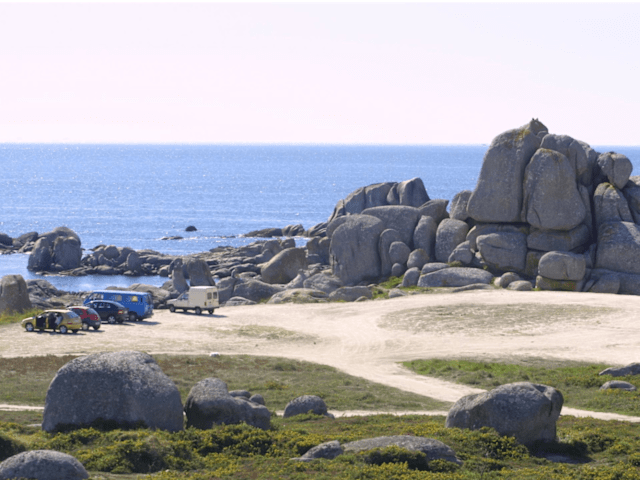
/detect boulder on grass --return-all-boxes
[283,395,331,418]
[42,351,183,432]
[599,363,640,377]
[0,450,88,480]
[445,382,563,447]
[184,378,270,430]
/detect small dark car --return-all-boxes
[68,305,102,331]
[84,300,129,324]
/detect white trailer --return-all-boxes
[167,286,219,315]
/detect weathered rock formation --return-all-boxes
[184,378,270,430]
[43,351,184,432]
[0,274,32,314]
[445,382,563,447]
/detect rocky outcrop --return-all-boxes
[445,382,563,447]
[343,435,462,465]
[43,351,183,432]
[184,378,270,430]
[329,215,385,285]
[261,247,307,285]
[27,227,82,272]
[467,119,548,223]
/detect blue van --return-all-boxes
[83,290,153,322]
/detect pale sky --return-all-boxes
[1,2,639,145]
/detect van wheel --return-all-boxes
[129,312,137,322]
[195,307,202,315]
[208,309,214,314]
[169,305,176,313]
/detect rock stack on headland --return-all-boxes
[4,119,640,308]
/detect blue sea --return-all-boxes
[1,143,639,291]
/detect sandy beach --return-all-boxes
[3,288,639,421]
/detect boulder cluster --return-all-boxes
[325,119,640,294]
[3,119,640,309]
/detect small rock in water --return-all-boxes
[186,226,197,232]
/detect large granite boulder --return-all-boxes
[435,219,469,263]
[0,450,88,480]
[449,190,472,221]
[306,237,330,265]
[231,278,284,303]
[378,229,403,278]
[27,237,53,271]
[417,267,493,288]
[538,251,586,281]
[0,275,32,314]
[527,224,591,252]
[467,223,529,250]
[261,247,307,285]
[343,435,462,466]
[184,378,270,430]
[593,183,633,230]
[521,148,587,231]
[388,241,411,266]
[170,258,189,293]
[52,235,82,270]
[303,273,343,294]
[595,221,640,274]
[540,133,597,186]
[386,177,430,207]
[476,232,527,273]
[623,177,640,224]
[445,382,563,447]
[467,119,547,223]
[361,205,422,247]
[283,395,330,418]
[330,215,385,285]
[42,351,184,432]
[412,215,438,260]
[419,199,449,224]
[185,257,215,286]
[596,152,633,190]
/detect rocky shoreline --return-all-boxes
[2,118,640,313]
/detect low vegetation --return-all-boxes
[0,308,39,327]
[1,355,639,478]
[404,358,640,416]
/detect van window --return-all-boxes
[114,295,122,302]
[131,296,138,303]
[92,293,104,300]
[207,293,212,300]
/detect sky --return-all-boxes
[1,2,639,145]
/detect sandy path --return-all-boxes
[2,289,639,421]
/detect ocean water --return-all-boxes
[1,143,639,291]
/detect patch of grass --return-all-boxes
[0,308,40,327]
[0,355,448,421]
[403,358,640,416]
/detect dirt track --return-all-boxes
[2,289,640,421]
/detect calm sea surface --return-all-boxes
[1,143,638,291]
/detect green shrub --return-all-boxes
[361,445,430,471]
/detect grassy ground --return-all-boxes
[0,308,40,327]
[0,354,449,413]
[403,358,640,417]
[1,355,640,478]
